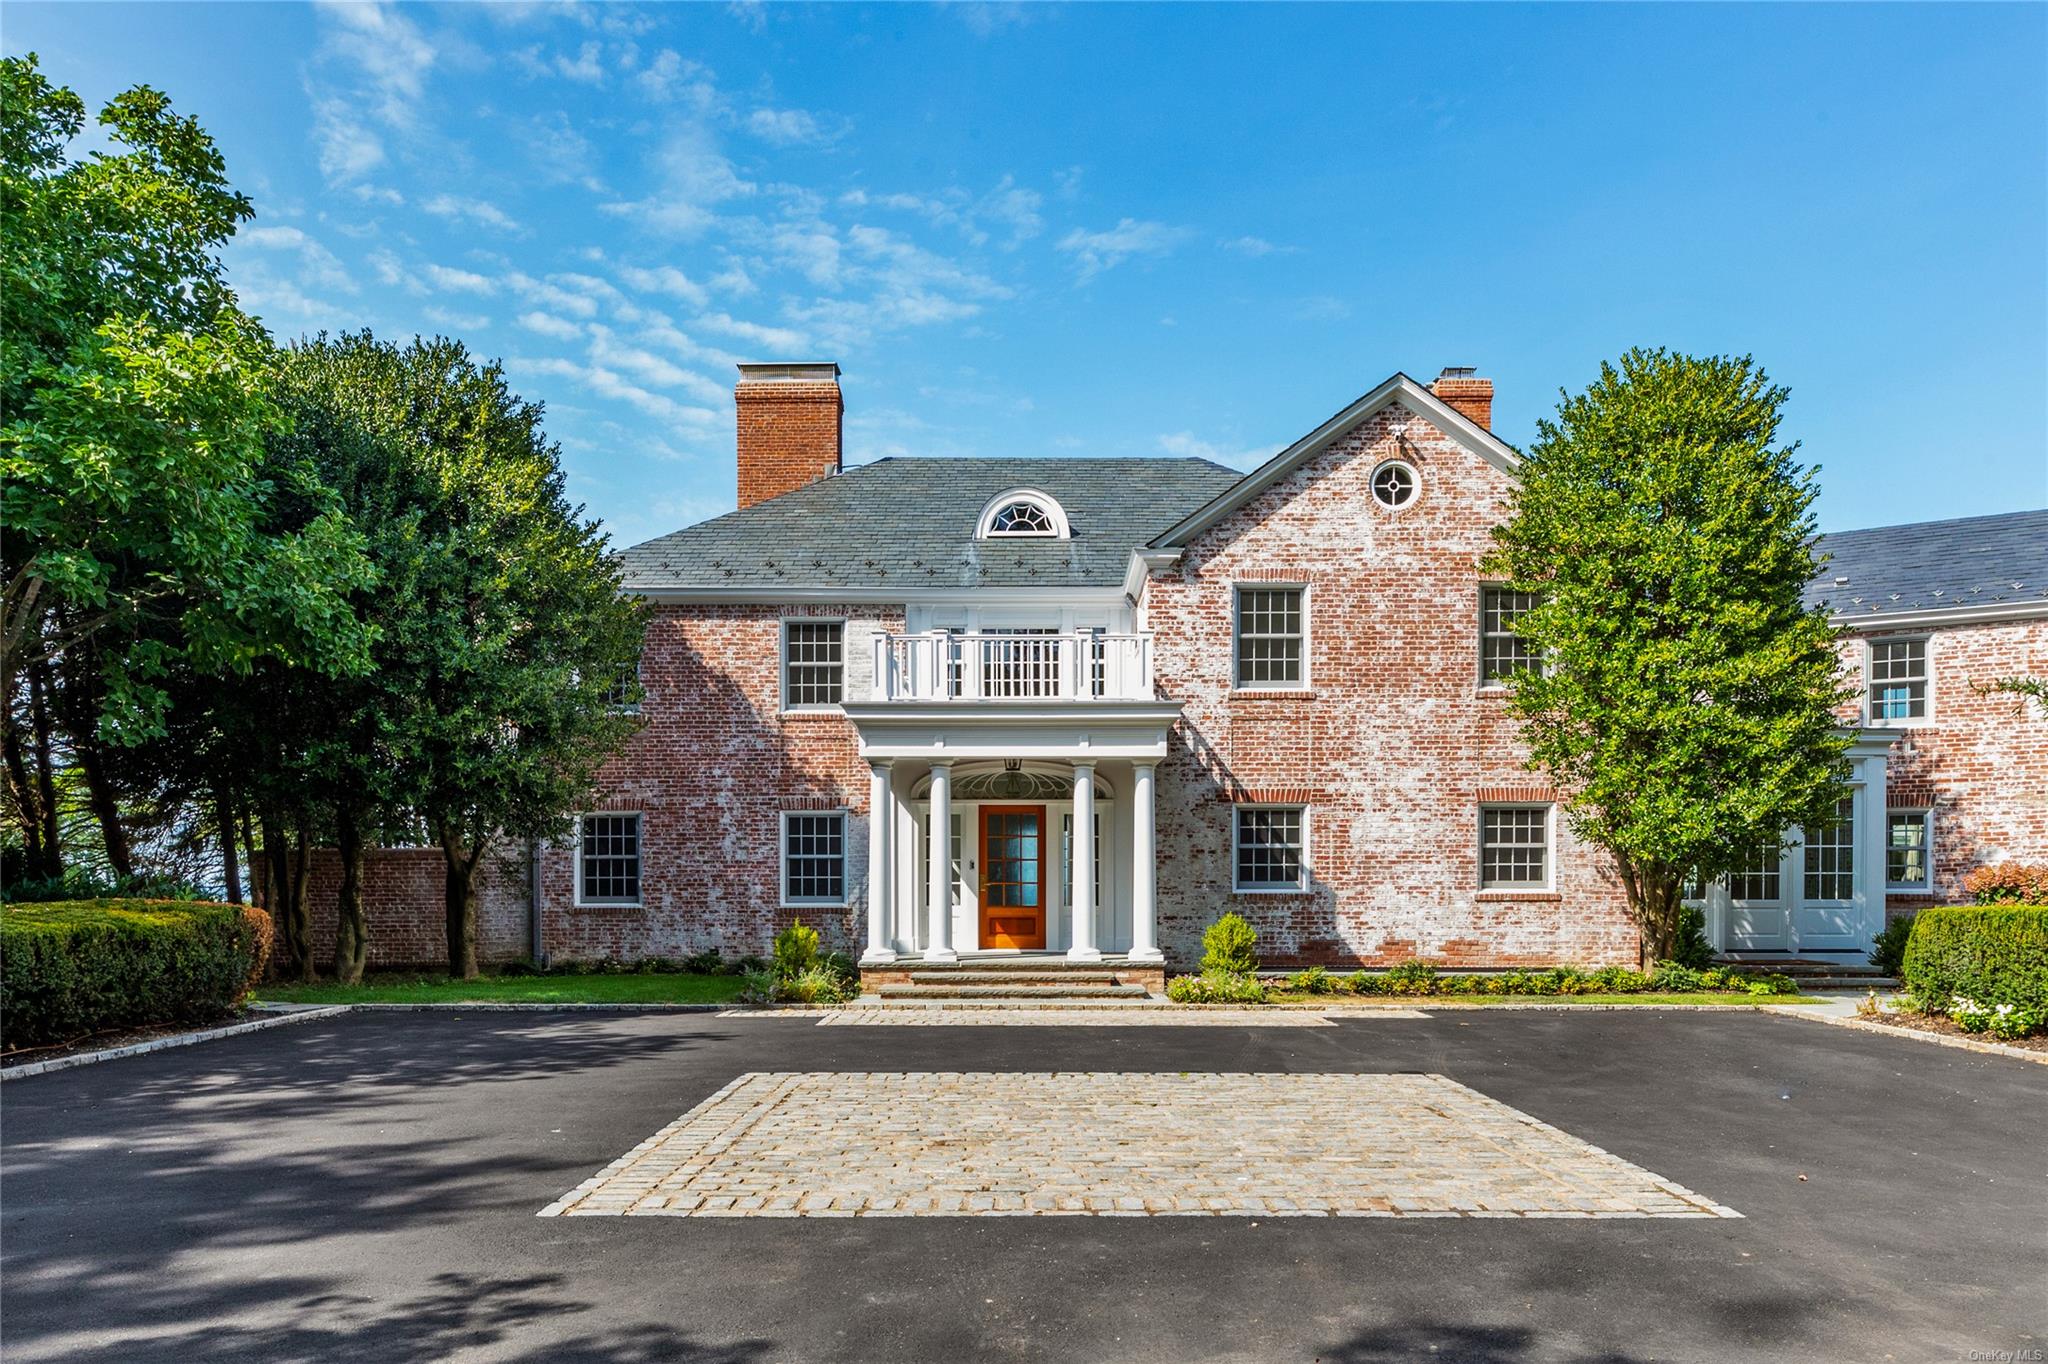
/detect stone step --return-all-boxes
[877,983,1153,1001]
[907,969,1123,985]
[1723,960,1887,976]
[1789,977,1900,991]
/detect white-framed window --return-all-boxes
[1727,842,1784,901]
[1234,585,1306,688]
[975,488,1071,540]
[1479,585,1544,683]
[1479,804,1552,890]
[1370,460,1418,510]
[1885,808,1933,891]
[1802,795,1857,901]
[781,810,848,907]
[1234,805,1307,892]
[606,658,643,714]
[1866,638,1929,723]
[782,619,845,709]
[576,813,642,907]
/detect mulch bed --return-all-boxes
[1860,1009,2048,1055]
[1,1011,245,1069]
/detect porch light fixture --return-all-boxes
[1002,758,1026,797]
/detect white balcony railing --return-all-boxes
[873,631,1155,702]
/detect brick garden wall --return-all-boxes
[290,845,527,970]
[1142,400,1642,969]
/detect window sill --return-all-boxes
[573,902,645,912]
[1863,717,1931,729]
[781,901,849,911]
[780,707,847,720]
[1475,889,1561,902]
[1233,886,1311,896]
[1476,686,1511,699]
[1229,688,1317,701]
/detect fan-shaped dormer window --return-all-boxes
[976,489,1071,540]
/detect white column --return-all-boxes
[861,760,896,966]
[1068,761,1101,962]
[925,761,957,963]
[1128,760,1163,963]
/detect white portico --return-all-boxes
[846,630,1176,967]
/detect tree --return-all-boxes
[0,54,373,874]
[1486,348,1855,966]
[263,335,643,979]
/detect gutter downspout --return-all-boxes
[527,837,548,969]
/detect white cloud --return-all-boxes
[554,40,605,84]
[617,264,710,308]
[746,106,829,146]
[239,225,357,294]
[311,99,385,183]
[694,312,808,352]
[305,1,436,186]
[511,355,718,427]
[424,194,521,232]
[423,305,491,330]
[635,49,717,109]
[518,310,584,339]
[519,112,607,193]
[1220,235,1296,257]
[1056,218,1191,281]
[770,222,843,288]
[421,262,497,294]
[586,325,726,402]
[601,124,755,237]
[1156,431,1280,471]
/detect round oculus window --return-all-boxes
[1370,460,1418,509]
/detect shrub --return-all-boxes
[1649,961,1705,993]
[1,900,268,1048]
[1345,970,1384,996]
[1167,970,1267,1004]
[1589,965,1649,994]
[1964,864,2048,906]
[1381,961,1438,995]
[1669,905,1715,969]
[1870,913,1916,976]
[773,919,820,978]
[680,947,726,975]
[1901,906,2048,1024]
[1200,913,1259,976]
[1743,973,1799,997]
[1285,965,1338,995]
[780,963,855,1005]
[737,966,779,1005]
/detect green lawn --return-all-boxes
[1267,992,1824,1007]
[255,972,746,1006]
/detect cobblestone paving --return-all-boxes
[539,1072,1740,1219]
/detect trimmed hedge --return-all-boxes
[1,900,273,1050]
[1901,905,2048,1017]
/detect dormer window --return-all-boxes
[976,489,1071,539]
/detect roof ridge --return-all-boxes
[1819,508,2048,538]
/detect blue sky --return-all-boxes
[9,2,2045,545]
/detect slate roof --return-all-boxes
[1805,509,2048,618]
[620,457,1246,592]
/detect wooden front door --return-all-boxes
[980,805,1047,949]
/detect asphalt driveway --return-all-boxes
[2,1009,2042,1363]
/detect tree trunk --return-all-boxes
[216,790,244,904]
[27,664,61,875]
[3,697,53,879]
[438,826,483,981]
[265,816,315,983]
[241,810,264,908]
[1617,854,1685,970]
[73,735,132,879]
[333,806,368,985]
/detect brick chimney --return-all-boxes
[735,362,842,509]
[1430,366,1493,431]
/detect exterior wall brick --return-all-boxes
[1141,401,1640,969]
[294,846,526,969]
[1833,619,2048,920]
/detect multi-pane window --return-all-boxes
[578,814,641,906]
[1867,639,1928,721]
[1885,809,1932,890]
[987,500,1056,535]
[1479,806,1550,889]
[1727,843,1783,901]
[1235,587,1304,687]
[782,620,845,708]
[1235,806,1306,891]
[1803,796,1857,901]
[1480,586,1544,682]
[782,812,847,906]
[605,661,642,714]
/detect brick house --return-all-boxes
[312,363,2046,974]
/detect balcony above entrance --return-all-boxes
[873,631,1156,703]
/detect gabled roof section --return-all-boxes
[1805,509,2048,621]
[1148,372,1522,549]
[622,456,1244,595]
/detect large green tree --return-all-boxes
[1486,348,1854,966]
[0,55,372,876]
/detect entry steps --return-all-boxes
[1724,958,1899,991]
[875,960,1157,1004]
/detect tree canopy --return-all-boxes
[1486,347,1854,965]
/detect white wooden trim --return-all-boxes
[974,488,1072,540]
[1230,581,1311,692]
[1860,632,1934,728]
[1476,802,1556,893]
[779,615,848,715]
[1231,802,1311,893]
[780,808,851,909]
[573,811,644,909]
[1883,806,1936,893]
